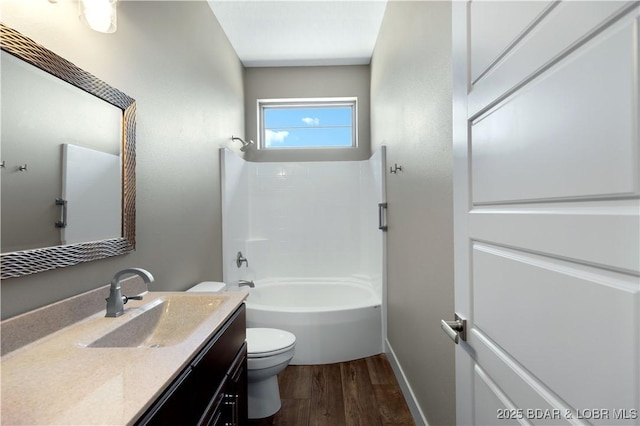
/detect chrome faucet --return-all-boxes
[238,280,255,288]
[106,268,154,317]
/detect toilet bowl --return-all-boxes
[246,327,296,419]
[186,282,296,419]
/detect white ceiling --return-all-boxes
[207,1,388,67]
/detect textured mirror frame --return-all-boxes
[0,23,136,279]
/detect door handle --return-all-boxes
[55,198,67,228]
[441,313,467,344]
[378,202,388,231]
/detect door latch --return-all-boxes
[440,313,467,344]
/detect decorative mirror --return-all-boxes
[0,23,136,279]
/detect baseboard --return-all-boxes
[385,339,429,426]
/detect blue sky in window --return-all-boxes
[264,106,353,148]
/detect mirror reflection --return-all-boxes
[0,22,136,279]
[1,51,123,253]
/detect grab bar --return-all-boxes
[55,198,67,228]
[378,202,388,231]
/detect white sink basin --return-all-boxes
[87,294,225,348]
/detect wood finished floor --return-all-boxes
[248,354,415,426]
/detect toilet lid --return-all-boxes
[246,328,296,357]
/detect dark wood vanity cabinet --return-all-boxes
[136,304,247,426]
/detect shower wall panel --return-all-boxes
[248,161,362,278]
[359,147,386,294]
[222,148,385,286]
[221,149,250,284]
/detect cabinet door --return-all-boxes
[199,376,228,426]
[224,342,247,426]
[198,342,247,426]
[192,305,246,419]
[135,305,247,426]
[136,367,198,426]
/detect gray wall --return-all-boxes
[243,66,371,162]
[1,1,245,319]
[370,2,455,425]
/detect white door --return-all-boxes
[451,2,640,425]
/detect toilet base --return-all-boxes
[248,375,282,419]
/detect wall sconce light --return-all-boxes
[79,0,118,34]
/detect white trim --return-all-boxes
[257,97,358,150]
[452,2,474,425]
[385,338,430,426]
[257,96,358,106]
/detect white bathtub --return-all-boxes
[245,277,383,365]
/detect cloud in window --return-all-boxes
[301,117,320,126]
[265,129,289,145]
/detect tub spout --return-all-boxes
[238,280,255,288]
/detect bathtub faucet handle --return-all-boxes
[236,251,249,268]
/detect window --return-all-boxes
[258,98,357,149]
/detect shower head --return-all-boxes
[231,136,255,152]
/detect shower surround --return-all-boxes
[221,147,386,364]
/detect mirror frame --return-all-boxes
[0,23,136,279]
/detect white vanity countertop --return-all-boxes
[1,290,248,425]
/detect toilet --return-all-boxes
[246,327,296,418]
[187,282,296,419]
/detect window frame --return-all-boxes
[257,97,358,150]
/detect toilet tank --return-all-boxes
[187,281,227,292]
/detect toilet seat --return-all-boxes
[247,328,296,358]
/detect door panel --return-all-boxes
[472,332,573,426]
[470,1,552,84]
[470,200,640,273]
[469,1,637,117]
[453,2,640,425]
[473,243,639,413]
[473,366,523,426]
[471,15,638,204]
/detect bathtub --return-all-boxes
[245,277,383,365]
